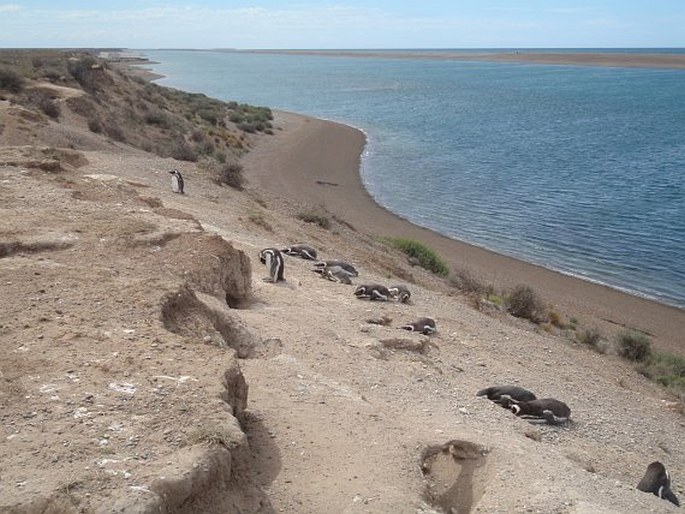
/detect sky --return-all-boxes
[1,1,684,50]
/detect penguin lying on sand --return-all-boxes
[509,398,571,425]
[314,260,358,284]
[476,385,537,407]
[282,243,317,260]
[400,317,437,335]
[637,461,680,507]
[388,285,411,303]
[259,248,285,283]
[354,284,391,301]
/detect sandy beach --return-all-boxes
[245,110,685,355]
[240,49,685,69]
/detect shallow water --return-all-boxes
[144,49,685,308]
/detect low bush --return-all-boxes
[87,116,102,133]
[247,211,273,232]
[576,326,605,352]
[38,96,60,119]
[576,326,602,346]
[217,162,243,189]
[296,210,331,230]
[505,284,547,323]
[144,110,172,128]
[637,351,685,393]
[382,237,449,277]
[448,268,489,294]
[0,67,25,93]
[17,90,60,119]
[616,330,652,362]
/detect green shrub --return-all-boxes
[505,284,547,323]
[616,330,652,362]
[382,237,449,277]
[296,210,331,230]
[0,67,25,93]
[637,351,685,393]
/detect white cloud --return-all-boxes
[0,4,21,13]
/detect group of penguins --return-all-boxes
[167,170,679,506]
[259,243,680,508]
[163,161,682,507]
[258,243,436,335]
[477,388,680,507]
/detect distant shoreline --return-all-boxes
[232,49,685,69]
[244,110,685,355]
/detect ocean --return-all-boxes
[142,49,685,308]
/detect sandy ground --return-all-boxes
[244,111,685,356]
[1,73,684,514]
[239,50,685,70]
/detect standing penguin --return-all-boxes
[259,247,285,283]
[637,461,680,507]
[169,169,184,194]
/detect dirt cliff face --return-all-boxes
[0,147,267,511]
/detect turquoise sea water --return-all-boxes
[143,49,685,308]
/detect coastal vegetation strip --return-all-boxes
[0,49,272,183]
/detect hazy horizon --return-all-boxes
[1,1,684,49]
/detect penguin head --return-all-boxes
[511,404,522,416]
[354,285,367,296]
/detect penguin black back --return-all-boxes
[282,243,317,260]
[400,317,436,335]
[354,284,390,301]
[510,398,571,425]
[476,385,537,406]
[637,461,680,507]
[314,260,358,277]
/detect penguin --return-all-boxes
[637,461,680,507]
[259,247,285,283]
[388,285,411,303]
[476,385,537,407]
[313,260,358,277]
[282,243,318,260]
[509,398,571,425]
[169,169,184,194]
[354,284,391,301]
[313,260,359,285]
[400,317,436,335]
[319,265,353,285]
